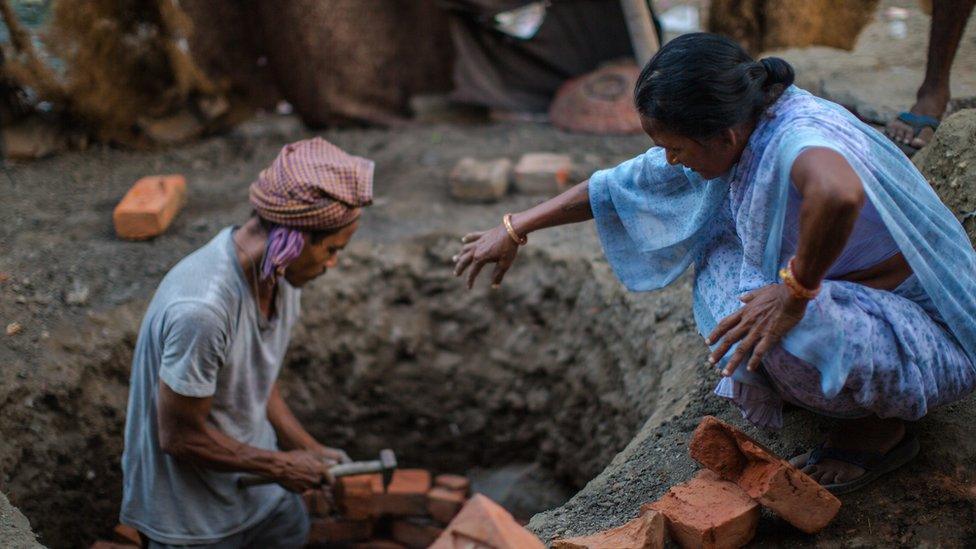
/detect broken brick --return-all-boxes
[513,153,574,195]
[427,486,466,524]
[552,509,665,549]
[337,474,381,519]
[302,488,332,517]
[449,157,512,203]
[112,524,142,546]
[430,494,546,549]
[645,470,760,549]
[433,474,470,494]
[308,517,373,545]
[689,416,841,534]
[392,518,444,548]
[113,175,187,240]
[371,469,432,516]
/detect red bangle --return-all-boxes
[779,257,820,300]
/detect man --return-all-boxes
[120,137,374,548]
[885,0,976,156]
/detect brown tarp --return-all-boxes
[444,0,636,112]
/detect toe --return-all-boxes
[789,451,811,468]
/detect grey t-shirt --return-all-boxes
[121,227,301,544]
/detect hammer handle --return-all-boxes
[237,460,384,488]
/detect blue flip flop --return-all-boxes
[803,433,920,495]
[890,112,940,157]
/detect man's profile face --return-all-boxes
[284,218,360,287]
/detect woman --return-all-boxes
[453,33,976,494]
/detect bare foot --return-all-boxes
[885,88,949,150]
[789,417,905,486]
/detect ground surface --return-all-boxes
[2,1,976,548]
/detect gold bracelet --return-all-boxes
[779,257,820,300]
[503,213,527,246]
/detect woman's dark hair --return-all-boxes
[634,33,795,140]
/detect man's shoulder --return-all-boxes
[150,229,243,323]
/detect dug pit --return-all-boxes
[1,235,702,547]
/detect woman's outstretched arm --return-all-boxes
[453,180,593,288]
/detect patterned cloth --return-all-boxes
[249,137,374,231]
[588,86,976,429]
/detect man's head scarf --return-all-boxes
[249,137,374,279]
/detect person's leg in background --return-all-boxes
[886,0,976,153]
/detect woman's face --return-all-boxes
[640,116,747,180]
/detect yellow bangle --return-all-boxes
[779,257,820,300]
[503,213,527,246]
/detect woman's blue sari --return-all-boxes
[588,87,976,428]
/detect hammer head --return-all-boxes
[379,448,397,492]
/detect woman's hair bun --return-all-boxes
[759,57,795,89]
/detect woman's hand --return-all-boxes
[707,284,809,376]
[453,225,520,289]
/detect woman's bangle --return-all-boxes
[503,213,527,246]
[779,257,820,300]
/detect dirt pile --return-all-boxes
[708,0,879,55]
[913,109,976,243]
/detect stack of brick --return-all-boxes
[307,470,474,548]
[639,415,842,548]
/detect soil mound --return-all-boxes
[913,109,976,243]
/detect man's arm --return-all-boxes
[157,381,328,492]
[267,382,350,463]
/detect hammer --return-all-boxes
[238,448,397,490]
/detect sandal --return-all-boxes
[802,433,920,495]
[888,112,940,157]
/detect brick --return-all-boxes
[308,517,373,545]
[337,473,381,519]
[513,153,573,195]
[430,494,546,549]
[689,416,841,534]
[427,486,466,524]
[645,470,760,549]
[371,469,431,517]
[449,157,512,203]
[552,510,664,549]
[112,524,142,546]
[302,488,332,517]
[353,541,408,549]
[113,175,187,240]
[392,518,444,548]
[433,474,470,494]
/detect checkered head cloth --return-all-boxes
[249,137,374,230]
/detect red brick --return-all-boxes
[308,517,373,545]
[392,518,444,548]
[302,488,332,517]
[689,416,842,533]
[433,473,470,494]
[337,474,381,519]
[113,175,187,240]
[427,486,466,524]
[645,471,759,549]
[513,153,574,195]
[430,494,546,549]
[112,524,142,546]
[552,510,665,549]
[371,469,431,517]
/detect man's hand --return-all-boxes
[310,444,351,466]
[274,449,333,493]
[707,284,808,376]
